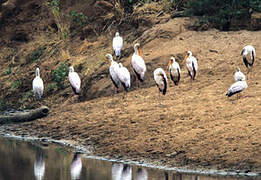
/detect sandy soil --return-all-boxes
[1,16,261,173]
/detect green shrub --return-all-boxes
[69,10,88,27]
[28,46,46,63]
[11,80,22,90]
[5,67,11,75]
[54,61,69,89]
[47,83,56,92]
[186,0,261,30]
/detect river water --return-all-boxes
[0,137,258,180]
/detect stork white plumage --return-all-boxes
[183,51,198,81]
[167,56,181,86]
[131,43,146,86]
[106,53,121,93]
[34,150,45,180]
[117,63,131,93]
[241,45,256,70]
[154,68,167,104]
[69,66,81,95]
[226,80,247,99]
[234,67,246,82]
[32,67,44,100]
[121,165,132,180]
[113,32,123,58]
[70,153,82,180]
[112,163,124,180]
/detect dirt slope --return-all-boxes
[1,14,260,173]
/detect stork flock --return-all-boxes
[32,32,256,102]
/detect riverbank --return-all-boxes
[0,1,260,175]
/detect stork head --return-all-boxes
[105,54,113,65]
[183,51,192,63]
[167,57,175,69]
[69,66,74,73]
[115,32,120,37]
[236,67,241,72]
[134,43,141,56]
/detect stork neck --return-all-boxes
[36,68,40,77]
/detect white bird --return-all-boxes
[131,43,146,85]
[241,45,256,70]
[112,163,124,180]
[70,153,82,180]
[117,63,131,92]
[121,165,132,180]
[183,51,198,80]
[69,66,81,95]
[135,168,148,180]
[34,150,45,180]
[226,80,247,99]
[32,67,44,100]
[154,68,168,96]
[234,67,246,82]
[167,57,181,85]
[113,32,123,58]
[106,53,121,93]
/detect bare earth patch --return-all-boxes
[1,17,260,173]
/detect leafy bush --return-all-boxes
[47,0,69,40]
[5,67,11,75]
[11,80,22,90]
[27,46,46,63]
[54,61,69,89]
[69,11,88,27]
[186,0,261,30]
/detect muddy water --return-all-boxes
[0,137,257,180]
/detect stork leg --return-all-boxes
[158,91,161,105]
[122,91,127,100]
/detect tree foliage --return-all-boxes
[186,0,261,30]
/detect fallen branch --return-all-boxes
[0,106,49,124]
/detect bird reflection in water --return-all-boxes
[34,148,45,180]
[135,168,148,180]
[112,163,132,180]
[70,152,82,180]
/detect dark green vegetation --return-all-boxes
[187,0,261,30]
[53,61,69,90]
[124,0,261,30]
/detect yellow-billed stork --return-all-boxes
[226,80,247,99]
[131,43,146,86]
[69,66,81,95]
[167,56,181,85]
[113,32,123,58]
[241,45,256,70]
[32,67,44,100]
[183,51,198,81]
[234,67,246,82]
[106,53,121,93]
[154,68,168,102]
[117,63,131,93]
